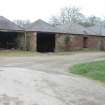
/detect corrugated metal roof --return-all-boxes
[0,16,24,31]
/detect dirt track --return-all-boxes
[0,52,105,105]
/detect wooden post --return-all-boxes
[24,31,27,51]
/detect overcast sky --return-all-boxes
[0,0,104,22]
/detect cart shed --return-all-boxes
[0,16,25,50]
[25,19,57,52]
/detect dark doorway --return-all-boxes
[37,33,55,52]
[0,32,18,49]
[83,37,88,48]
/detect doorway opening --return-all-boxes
[0,32,18,50]
[83,37,88,48]
[37,32,55,52]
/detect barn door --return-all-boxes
[83,37,88,48]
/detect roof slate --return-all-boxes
[0,16,23,31]
[56,23,96,35]
[26,19,96,36]
[87,24,105,36]
[25,19,57,33]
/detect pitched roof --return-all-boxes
[56,23,96,35]
[87,24,105,36]
[0,16,24,31]
[25,19,100,36]
[25,19,57,33]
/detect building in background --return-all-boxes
[0,16,105,52]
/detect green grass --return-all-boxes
[0,50,38,57]
[70,60,105,82]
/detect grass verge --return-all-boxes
[70,60,105,82]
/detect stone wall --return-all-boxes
[99,37,105,50]
[17,32,105,52]
[26,32,37,51]
[16,32,25,50]
[55,34,71,51]
[55,33,105,51]
[70,35,100,50]
[70,35,83,50]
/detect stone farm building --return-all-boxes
[25,19,57,52]
[25,19,105,52]
[55,23,105,51]
[0,16,25,50]
[0,16,105,52]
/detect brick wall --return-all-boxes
[55,34,67,51]
[55,34,105,51]
[25,32,105,52]
[70,35,83,50]
[70,35,100,50]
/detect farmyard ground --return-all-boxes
[0,52,105,105]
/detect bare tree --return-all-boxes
[87,16,101,25]
[49,6,84,26]
[79,16,102,27]
[49,16,61,26]
[60,7,84,23]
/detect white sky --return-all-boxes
[0,0,104,22]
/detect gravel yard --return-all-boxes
[0,52,105,105]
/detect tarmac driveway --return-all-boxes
[0,52,105,105]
